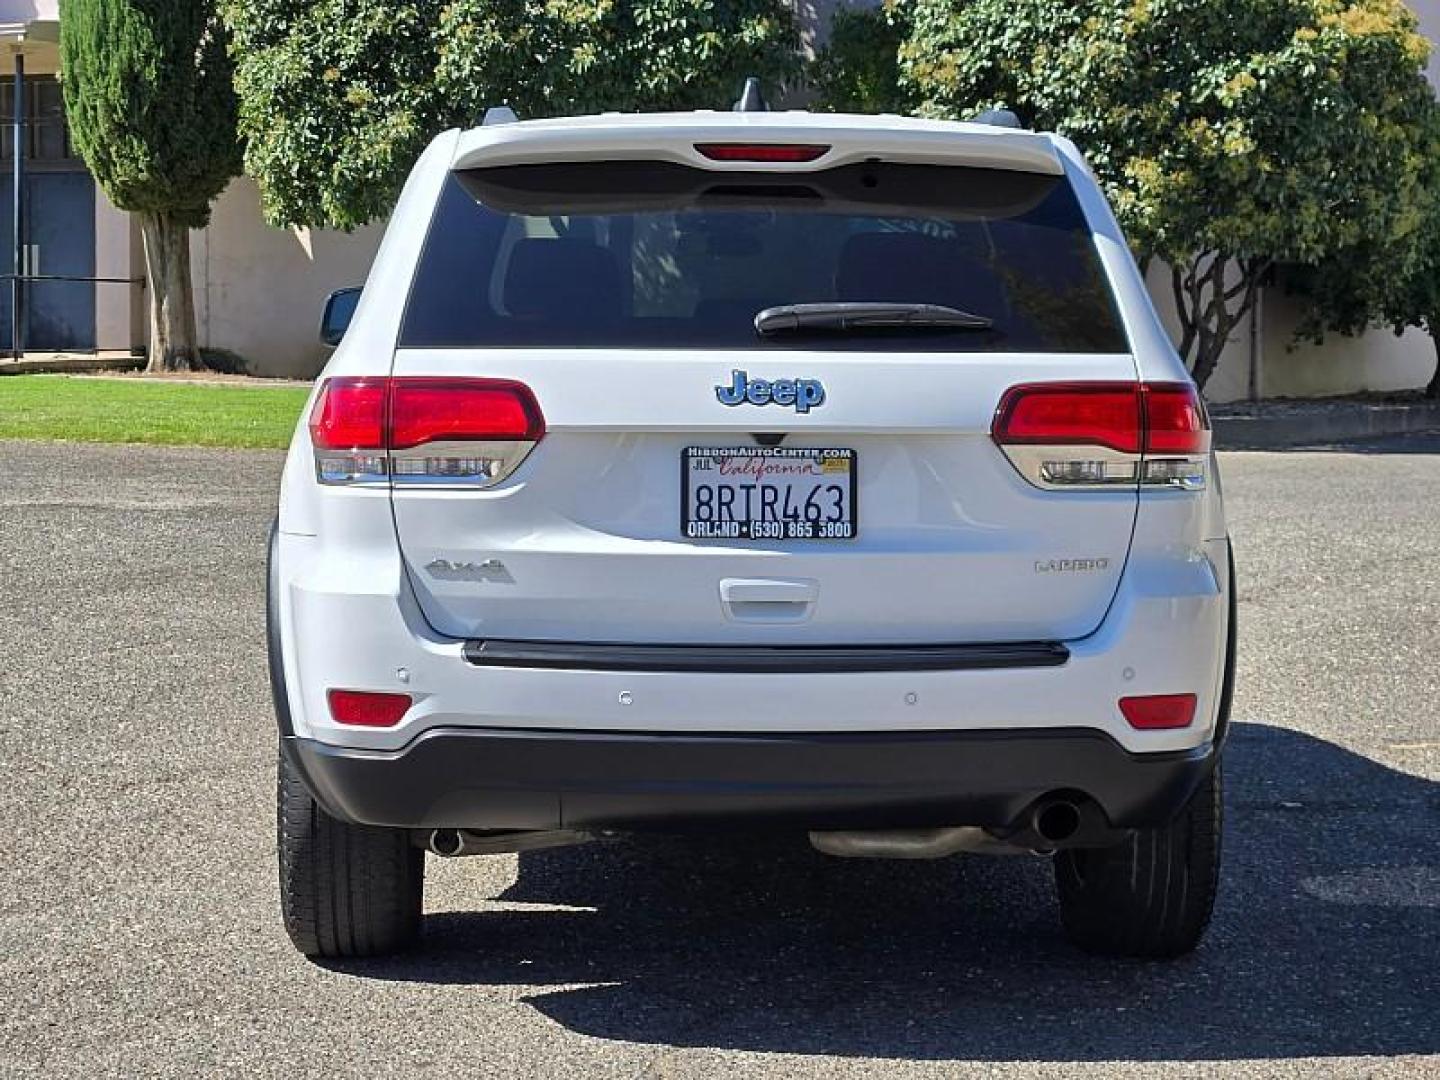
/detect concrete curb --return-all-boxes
[0,354,143,376]
[1212,399,1440,449]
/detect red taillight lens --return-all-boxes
[1119,693,1197,730]
[309,376,546,485]
[308,377,387,450]
[388,378,545,450]
[992,383,1144,454]
[992,381,1209,490]
[1143,383,1210,454]
[694,143,831,162]
[327,689,412,728]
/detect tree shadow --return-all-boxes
[332,723,1439,1062]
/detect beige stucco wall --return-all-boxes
[92,186,131,351]
[190,178,383,378]
[1144,264,1437,403]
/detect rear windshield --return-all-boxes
[399,160,1129,353]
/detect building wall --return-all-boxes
[191,178,383,378]
[1145,264,1438,403]
[92,184,131,351]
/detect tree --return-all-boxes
[899,0,1435,391]
[810,2,912,114]
[60,0,242,372]
[1287,94,1440,398]
[225,1,802,231]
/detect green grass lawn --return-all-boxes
[0,375,311,449]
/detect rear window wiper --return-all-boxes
[754,302,993,336]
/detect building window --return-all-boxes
[1,78,80,165]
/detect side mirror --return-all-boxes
[320,287,362,347]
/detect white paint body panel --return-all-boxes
[389,349,1141,643]
[273,110,1228,756]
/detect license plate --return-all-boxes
[682,447,857,540]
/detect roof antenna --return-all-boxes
[733,77,769,113]
[483,105,519,126]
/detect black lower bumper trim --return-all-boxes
[286,727,1214,834]
[461,639,1069,673]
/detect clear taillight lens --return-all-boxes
[992,381,1209,491]
[308,376,545,488]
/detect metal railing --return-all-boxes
[0,273,146,360]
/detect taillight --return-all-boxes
[308,376,545,488]
[308,377,388,485]
[992,381,1209,491]
[1144,383,1209,454]
[327,689,412,728]
[388,379,543,449]
[694,143,831,163]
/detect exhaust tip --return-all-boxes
[428,828,463,857]
[1033,800,1082,844]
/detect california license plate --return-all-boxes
[681,447,857,540]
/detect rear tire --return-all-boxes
[1054,763,1222,958]
[277,747,424,958]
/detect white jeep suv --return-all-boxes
[269,100,1234,961]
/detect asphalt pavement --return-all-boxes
[0,437,1436,1078]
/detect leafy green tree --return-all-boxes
[225,1,801,230]
[1287,95,1440,398]
[810,2,912,114]
[900,0,1435,391]
[60,0,242,372]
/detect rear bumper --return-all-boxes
[284,726,1216,833]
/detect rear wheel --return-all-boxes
[277,747,424,958]
[1054,762,1222,958]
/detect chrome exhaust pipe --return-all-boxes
[426,827,594,858]
[1031,798,1082,845]
[427,828,464,857]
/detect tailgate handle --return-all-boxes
[720,578,818,622]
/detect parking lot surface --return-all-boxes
[1,437,1436,1078]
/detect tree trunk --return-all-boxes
[1174,254,1267,394]
[1427,321,1440,399]
[139,211,200,373]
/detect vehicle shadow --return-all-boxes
[335,722,1439,1062]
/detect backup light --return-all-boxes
[308,376,545,488]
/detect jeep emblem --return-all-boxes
[715,370,825,414]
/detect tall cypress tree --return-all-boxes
[60,0,241,372]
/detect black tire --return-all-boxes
[1054,762,1222,958]
[277,747,424,958]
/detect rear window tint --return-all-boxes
[399,161,1129,353]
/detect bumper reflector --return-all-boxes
[327,689,413,728]
[1119,693,1197,730]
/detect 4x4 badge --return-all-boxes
[716,370,825,414]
